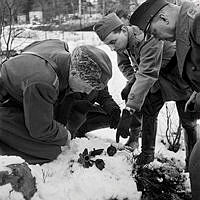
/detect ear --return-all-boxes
[159,13,169,24]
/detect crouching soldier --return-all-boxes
[0,39,120,164]
[54,45,121,138]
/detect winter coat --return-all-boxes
[117,26,163,110]
[117,26,192,111]
[0,39,71,163]
[176,2,200,92]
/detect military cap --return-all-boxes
[93,13,124,41]
[71,45,112,90]
[130,0,169,32]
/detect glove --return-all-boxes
[67,100,93,138]
[54,92,84,125]
[121,82,134,102]
[67,110,87,139]
[116,109,132,143]
[109,108,121,129]
[72,100,93,115]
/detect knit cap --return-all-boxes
[71,45,112,90]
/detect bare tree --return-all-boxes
[0,0,25,60]
[165,103,182,152]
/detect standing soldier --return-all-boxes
[93,13,197,170]
[130,0,200,198]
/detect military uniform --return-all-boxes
[175,2,200,199]
[176,2,200,93]
[130,0,200,197]
[55,86,120,138]
[117,26,197,166]
[0,41,120,164]
[0,39,71,164]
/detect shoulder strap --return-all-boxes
[22,52,59,89]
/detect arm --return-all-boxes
[117,51,137,82]
[96,86,120,114]
[189,13,200,68]
[126,37,163,111]
[96,86,121,129]
[23,82,69,146]
[117,51,137,101]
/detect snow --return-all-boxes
[0,31,190,200]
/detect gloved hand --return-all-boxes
[67,100,93,138]
[121,81,134,102]
[67,110,87,139]
[109,108,121,129]
[72,100,93,115]
[116,109,133,143]
[54,92,84,125]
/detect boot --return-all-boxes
[136,115,157,166]
[125,127,140,151]
[135,152,154,166]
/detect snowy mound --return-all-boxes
[0,137,142,200]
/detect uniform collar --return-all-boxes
[126,26,144,52]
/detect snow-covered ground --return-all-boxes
[0,31,190,200]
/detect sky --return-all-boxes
[0,30,191,200]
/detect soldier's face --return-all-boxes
[147,15,175,42]
[103,28,128,52]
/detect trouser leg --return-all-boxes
[136,90,164,165]
[141,90,164,154]
[0,107,61,165]
[176,100,198,170]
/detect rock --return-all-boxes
[0,162,37,200]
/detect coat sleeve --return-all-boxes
[190,13,200,67]
[96,86,120,114]
[117,51,136,82]
[126,37,163,111]
[23,82,69,145]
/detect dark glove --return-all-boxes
[67,111,86,139]
[121,82,134,102]
[67,100,93,138]
[72,100,93,115]
[116,109,132,143]
[54,92,84,125]
[109,108,121,129]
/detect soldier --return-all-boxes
[130,0,200,198]
[56,45,121,138]
[93,13,197,169]
[0,40,120,164]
